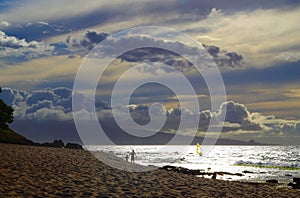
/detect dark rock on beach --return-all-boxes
[243,170,254,174]
[288,182,300,189]
[289,178,300,189]
[266,179,278,184]
[160,166,244,178]
[293,184,300,189]
[160,166,205,176]
[287,178,300,189]
[41,139,64,148]
[40,140,83,150]
[52,140,65,148]
[293,178,300,183]
[65,143,83,150]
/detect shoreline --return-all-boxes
[0,143,299,197]
[87,144,300,184]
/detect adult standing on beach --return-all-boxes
[130,150,136,163]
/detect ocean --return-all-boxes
[85,145,300,183]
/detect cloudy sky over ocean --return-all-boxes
[0,0,299,144]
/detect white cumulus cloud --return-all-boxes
[0,31,54,59]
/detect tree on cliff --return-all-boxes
[0,87,14,130]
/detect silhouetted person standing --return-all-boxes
[125,154,129,162]
[130,150,136,163]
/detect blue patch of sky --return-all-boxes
[222,61,300,85]
[0,0,17,12]
[50,42,70,56]
[0,56,29,65]
[4,22,69,41]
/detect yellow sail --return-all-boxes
[196,143,202,156]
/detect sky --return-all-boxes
[0,0,299,145]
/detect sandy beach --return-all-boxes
[0,143,299,197]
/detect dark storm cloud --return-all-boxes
[216,101,264,132]
[203,44,244,68]
[218,101,249,124]
[67,29,244,68]
[120,46,243,68]
[119,47,193,72]
[66,30,108,51]
[116,40,244,69]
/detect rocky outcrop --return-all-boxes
[160,165,244,178]
[266,179,278,184]
[288,178,300,189]
[65,143,83,150]
[41,140,83,150]
[41,140,64,148]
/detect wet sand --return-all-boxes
[0,143,299,197]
